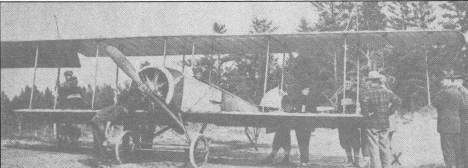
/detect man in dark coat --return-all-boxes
[433,74,464,168]
[337,79,361,166]
[361,71,401,168]
[293,86,317,167]
[455,74,468,166]
[56,71,84,148]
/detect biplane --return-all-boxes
[2,30,466,167]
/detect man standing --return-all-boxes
[56,71,83,148]
[433,73,464,168]
[337,79,361,167]
[361,71,401,168]
[293,86,316,167]
[453,74,468,167]
[263,91,292,165]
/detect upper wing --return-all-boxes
[2,30,465,68]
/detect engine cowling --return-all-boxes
[133,66,225,113]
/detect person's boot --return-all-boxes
[353,157,361,167]
[280,154,289,165]
[261,153,275,164]
[359,157,370,168]
[343,153,354,167]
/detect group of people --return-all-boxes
[262,70,402,168]
[59,67,468,168]
[433,72,468,168]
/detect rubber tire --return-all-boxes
[189,134,210,168]
[115,131,135,164]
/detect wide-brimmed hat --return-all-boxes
[451,75,465,80]
[64,71,73,76]
[366,71,384,80]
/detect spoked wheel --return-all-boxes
[115,131,136,164]
[189,135,210,168]
[244,127,261,150]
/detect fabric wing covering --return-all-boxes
[1,40,81,68]
[1,30,465,68]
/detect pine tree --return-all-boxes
[439,1,468,33]
[249,17,278,34]
[297,18,315,32]
[411,2,437,30]
[385,1,436,30]
[312,2,353,32]
[213,22,227,34]
[358,2,387,31]
[385,1,419,30]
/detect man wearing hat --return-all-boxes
[433,72,464,168]
[361,71,401,168]
[56,71,84,148]
[453,73,468,166]
[57,70,74,109]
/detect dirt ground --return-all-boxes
[1,113,446,168]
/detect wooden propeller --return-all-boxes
[106,45,185,134]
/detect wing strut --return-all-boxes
[342,37,347,114]
[91,43,99,110]
[262,41,271,112]
[163,38,167,67]
[29,46,39,109]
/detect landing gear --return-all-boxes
[114,131,136,164]
[189,134,210,168]
[244,127,261,151]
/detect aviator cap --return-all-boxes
[64,71,73,76]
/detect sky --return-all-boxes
[0,2,317,98]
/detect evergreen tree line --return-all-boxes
[0,84,127,137]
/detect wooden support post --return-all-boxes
[356,52,361,114]
[91,44,99,110]
[263,41,270,98]
[261,41,271,113]
[114,66,119,105]
[342,38,347,114]
[191,40,196,68]
[209,54,213,84]
[425,50,432,106]
[53,15,61,136]
[182,55,185,73]
[53,67,60,136]
[280,53,286,92]
[163,38,167,67]
[218,54,221,80]
[29,46,39,109]
[334,52,338,109]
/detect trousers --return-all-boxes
[440,133,464,168]
[295,127,312,163]
[460,112,468,166]
[364,128,391,168]
[272,128,291,152]
[338,127,361,151]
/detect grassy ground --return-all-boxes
[1,109,446,168]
